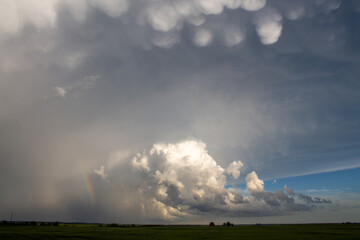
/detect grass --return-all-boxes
[0,223,359,240]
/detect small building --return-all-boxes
[209,222,215,227]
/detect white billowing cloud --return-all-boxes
[53,87,67,98]
[125,139,331,219]
[254,8,283,45]
[193,28,213,47]
[147,140,227,197]
[246,171,264,192]
[132,153,150,172]
[132,140,227,217]
[226,161,244,179]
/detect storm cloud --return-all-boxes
[53,140,332,222]
[0,0,359,223]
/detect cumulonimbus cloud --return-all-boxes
[94,139,332,220]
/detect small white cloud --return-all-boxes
[94,165,107,179]
[246,171,264,192]
[226,160,244,179]
[193,28,213,47]
[254,8,283,45]
[53,87,67,98]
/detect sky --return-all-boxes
[0,0,360,224]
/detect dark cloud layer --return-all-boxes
[0,0,359,223]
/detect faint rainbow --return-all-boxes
[82,168,96,205]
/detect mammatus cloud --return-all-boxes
[0,0,279,48]
[144,0,266,33]
[193,28,213,47]
[254,7,282,45]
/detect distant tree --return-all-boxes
[226,221,231,227]
[209,222,215,227]
[51,222,59,226]
[107,223,119,227]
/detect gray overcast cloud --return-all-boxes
[0,0,359,223]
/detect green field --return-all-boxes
[0,223,359,240]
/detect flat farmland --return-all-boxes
[0,223,359,240]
